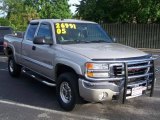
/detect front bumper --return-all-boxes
[79,78,154,102]
[79,79,119,102]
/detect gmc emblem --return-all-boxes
[128,68,141,72]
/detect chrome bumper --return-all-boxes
[78,78,154,102]
[78,78,119,102]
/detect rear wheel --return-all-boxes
[8,56,21,77]
[56,72,79,111]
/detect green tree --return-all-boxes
[76,0,160,23]
[25,0,72,19]
[0,18,9,26]
[0,0,72,30]
[76,0,97,20]
[0,0,39,30]
[53,0,72,19]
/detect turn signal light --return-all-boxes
[86,63,93,69]
[87,72,94,77]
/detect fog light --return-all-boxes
[99,92,108,101]
[127,89,131,94]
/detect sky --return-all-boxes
[68,0,80,14]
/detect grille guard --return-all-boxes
[122,59,155,103]
[88,56,156,103]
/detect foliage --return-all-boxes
[52,0,72,19]
[24,0,72,19]
[76,0,160,23]
[0,0,72,31]
[0,17,9,26]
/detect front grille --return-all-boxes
[128,61,149,76]
[113,65,123,77]
[113,60,153,83]
[128,68,146,76]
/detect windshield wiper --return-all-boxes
[89,40,107,43]
[76,40,91,43]
[75,39,108,44]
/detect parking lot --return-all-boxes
[0,51,160,120]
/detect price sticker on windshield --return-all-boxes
[55,23,77,34]
[55,23,61,29]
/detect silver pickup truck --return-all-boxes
[4,19,155,111]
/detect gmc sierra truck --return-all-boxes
[4,19,155,111]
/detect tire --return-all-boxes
[8,55,21,77]
[56,72,79,111]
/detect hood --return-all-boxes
[61,43,148,59]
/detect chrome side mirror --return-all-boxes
[112,37,117,43]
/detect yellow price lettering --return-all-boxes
[69,24,74,29]
[55,23,76,35]
[56,28,66,34]
[61,23,65,28]
[56,29,61,34]
[73,24,76,29]
[68,24,76,29]
[65,23,69,28]
[61,28,66,34]
[56,23,60,29]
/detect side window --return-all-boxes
[37,23,52,40]
[26,24,38,41]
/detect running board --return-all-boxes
[22,69,56,87]
[42,81,56,87]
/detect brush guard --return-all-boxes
[122,60,155,104]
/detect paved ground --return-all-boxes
[0,51,160,120]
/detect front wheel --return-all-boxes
[56,72,79,111]
[8,56,21,77]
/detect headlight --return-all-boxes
[85,63,110,78]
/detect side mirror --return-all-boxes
[112,37,117,43]
[33,36,53,45]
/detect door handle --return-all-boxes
[32,46,36,50]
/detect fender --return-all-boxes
[6,43,17,61]
[54,57,83,75]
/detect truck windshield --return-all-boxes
[54,23,113,44]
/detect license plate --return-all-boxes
[131,86,147,96]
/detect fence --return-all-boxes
[101,24,160,49]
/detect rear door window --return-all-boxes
[37,23,52,40]
[26,23,38,41]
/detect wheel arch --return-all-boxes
[54,58,83,80]
[5,44,18,62]
[55,63,80,81]
[5,46,14,56]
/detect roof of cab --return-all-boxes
[30,19,97,24]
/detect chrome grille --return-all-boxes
[113,60,153,83]
[113,65,123,77]
[128,61,150,76]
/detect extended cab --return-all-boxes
[4,19,156,111]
